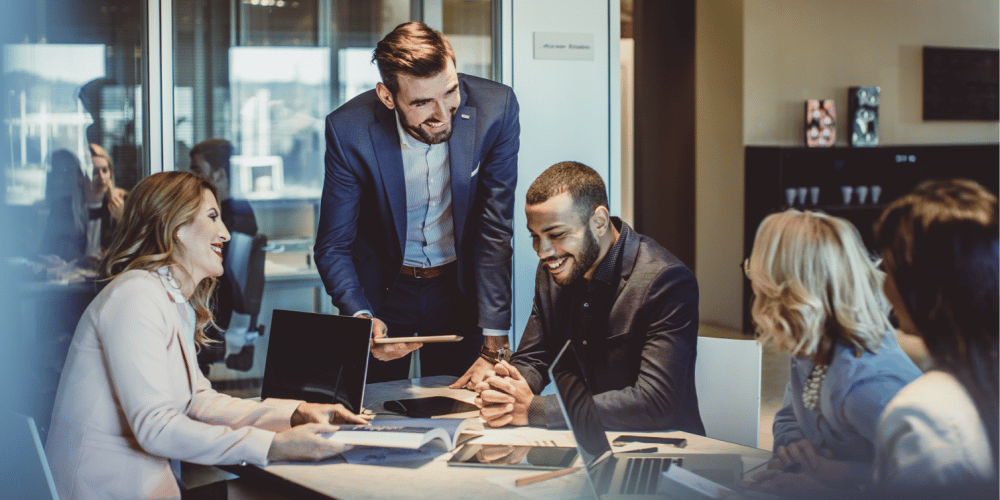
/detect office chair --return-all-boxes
[222,231,268,371]
[0,411,60,499]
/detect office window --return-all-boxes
[0,0,146,433]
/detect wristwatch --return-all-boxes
[480,345,512,364]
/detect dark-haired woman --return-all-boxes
[872,178,998,490]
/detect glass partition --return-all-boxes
[1,0,147,436]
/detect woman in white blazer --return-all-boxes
[46,171,370,500]
[872,179,998,494]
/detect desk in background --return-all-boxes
[225,376,772,499]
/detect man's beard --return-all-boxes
[400,110,455,145]
[554,229,601,286]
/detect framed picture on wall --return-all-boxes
[923,46,999,121]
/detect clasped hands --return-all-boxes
[471,361,533,427]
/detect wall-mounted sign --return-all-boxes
[533,32,594,61]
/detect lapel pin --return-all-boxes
[460,114,470,120]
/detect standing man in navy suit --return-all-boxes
[315,22,519,385]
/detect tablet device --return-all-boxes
[383,396,478,417]
[372,335,463,344]
[448,444,578,470]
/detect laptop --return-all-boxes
[550,341,744,499]
[261,310,373,413]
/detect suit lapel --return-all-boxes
[172,305,198,398]
[370,103,407,256]
[449,81,476,248]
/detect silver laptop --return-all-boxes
[261,310,373,413]
[549,341,743,499]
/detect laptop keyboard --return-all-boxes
[619,457,669,495]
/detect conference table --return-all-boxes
[223,376,772,499]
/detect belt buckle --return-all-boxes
[413,267,430,278]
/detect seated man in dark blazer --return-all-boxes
[474,162,705,433]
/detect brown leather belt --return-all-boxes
[400,262,455,279]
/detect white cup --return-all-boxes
[797,187,808,206]
[856,186,869,204]
[841,185,853,205]
[810,187,820,205]
[871,185,882,204]
[786,188,797,207]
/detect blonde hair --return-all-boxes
[89,143,116,188]
[747,209,891,362]
[101,171,219,348]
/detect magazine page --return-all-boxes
[327,418,478,449]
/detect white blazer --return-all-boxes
[45,269,300,500]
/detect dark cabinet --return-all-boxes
[741,144,999,333]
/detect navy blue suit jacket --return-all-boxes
[315,74,518,331]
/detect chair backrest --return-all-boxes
[223,231,267,318]
[0,412,60,499]
[694,333,762,448]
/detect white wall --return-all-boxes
[501,0,621,347]
[696,0,1000,331]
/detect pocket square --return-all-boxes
[470,164,480,177]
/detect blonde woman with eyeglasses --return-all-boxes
[741,209,921,496]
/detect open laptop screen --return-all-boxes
[550,340,614,463]
[261,310,372,413]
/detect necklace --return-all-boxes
[802,363,828,411]
[157,266,185,303]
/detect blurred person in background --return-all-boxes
[39,149,88,264]
[189,138,259,374]
[84,143,127,267]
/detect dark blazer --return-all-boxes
[314,74,518,330]
[511,220,706,434]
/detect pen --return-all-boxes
[515,466,581,487]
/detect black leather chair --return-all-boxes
[221,231,268,371]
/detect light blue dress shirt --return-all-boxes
[357,114,505,337]
[396,114,457,268]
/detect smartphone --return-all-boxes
[611,435,687,448]
[372,335,463,344]
[447,444,578,470]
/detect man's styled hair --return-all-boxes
[373,21,456,95]
[747,209,892,364]
[525,161,609,224]
[190,138,234,180]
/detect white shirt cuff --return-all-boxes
[482,328,509,337]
